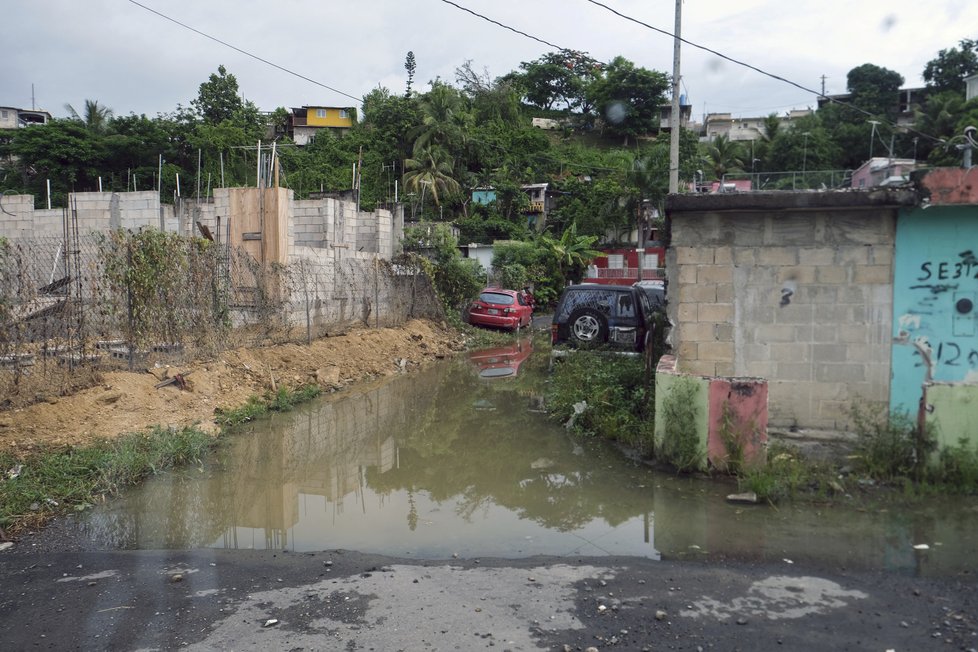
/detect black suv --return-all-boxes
[551,284,655,351]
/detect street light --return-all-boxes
[419,180,431,217]
[802,132,811,173]
[868,120,881,160]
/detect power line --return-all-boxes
[126,0,361,103]
[436,0,944,145]
[436,0,572,54]
[581,0,943,144]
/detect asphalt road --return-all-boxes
[1,545,975,651]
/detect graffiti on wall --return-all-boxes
[891,209,978,415]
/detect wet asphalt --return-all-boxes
[1,545,975,651]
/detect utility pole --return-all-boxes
[820,75,827,97]
[668,0,682,194]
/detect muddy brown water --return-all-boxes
[68,338,978,578]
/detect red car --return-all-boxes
[467,288,534,331]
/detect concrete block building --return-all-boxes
[663,170,978,450]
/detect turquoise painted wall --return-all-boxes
[891,205,978,416]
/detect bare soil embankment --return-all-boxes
[0,319,465,456]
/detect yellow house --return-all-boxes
[289,106,356,144]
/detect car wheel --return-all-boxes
[568,308,608,345]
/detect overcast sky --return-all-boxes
[5,0,976,123]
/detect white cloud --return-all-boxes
[3,0,976,119]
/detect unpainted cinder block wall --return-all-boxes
[668,208,897,430]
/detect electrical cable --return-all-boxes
[437,0,573,53]
[581,0,943,143]
[437,0,946,146]
[126,0,361,102]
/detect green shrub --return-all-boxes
[658,377,703,472]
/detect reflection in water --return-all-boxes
[73,342,978,576]
[467,337,534,379]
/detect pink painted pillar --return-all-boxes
[707,379,768,470]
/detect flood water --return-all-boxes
[72,337,978,577]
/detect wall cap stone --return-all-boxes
[665,188,916,213]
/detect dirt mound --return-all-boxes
[0,320,465,456]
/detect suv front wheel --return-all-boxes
[569,307,608,344]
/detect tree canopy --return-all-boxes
[8,37,978,277]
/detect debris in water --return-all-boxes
[913,544,930,550]
[726,492,758,504]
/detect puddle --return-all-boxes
[69,338,978,576]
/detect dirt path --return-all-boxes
[0,319,465,456]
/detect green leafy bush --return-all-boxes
[658,377,703,472]
[547,351,655,452]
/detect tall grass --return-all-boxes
[0,426,212,533]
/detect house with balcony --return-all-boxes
[657,101,693,132]
[471,183,558,231]
[703,109,812,143]
[816,87,926,129]
[850,157,918,189]
[0,107,52,131]
[287,106,356,145]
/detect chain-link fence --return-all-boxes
[0,233,442,410]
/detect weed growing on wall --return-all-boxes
[546,351,655,453]
[658,377,703,472]
[932,438,978,493]
[716,400,745,474]
[97,228,230,353]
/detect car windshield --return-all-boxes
[480,292,514,305]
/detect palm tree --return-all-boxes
[759,113,781,143]
[702,134,745,180]
[402,145,461,208]
[64,99,114,134]
[410,83,471,154]
[540,221,604,283]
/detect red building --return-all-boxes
[585,246,666,286]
